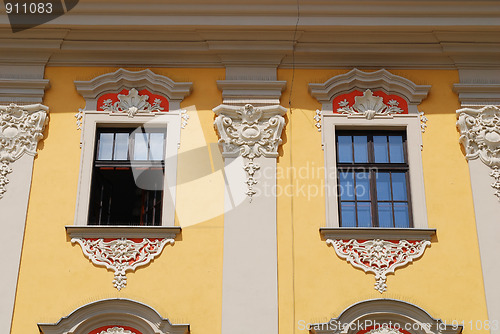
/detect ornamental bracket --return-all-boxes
[213,103,286,200]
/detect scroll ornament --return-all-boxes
[337,89,404,120]
[214,104,286,200]
[457,105,500,200]
[101,88,164,117]
[0,103,49,199]
[327,239,430,293]
[72,237,174,290]
[99,328,136,334]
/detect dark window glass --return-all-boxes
[336,131,412,228]
[88,127,166,226]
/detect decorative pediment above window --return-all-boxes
[310,299,462,334]
[38,298,190,334]
[75,68,192,111]
[309,69,430,132]
[309,69,430,111]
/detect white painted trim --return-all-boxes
[65,225,181,239]
[310,299,462,334]
[0,78,50,104]
[309,69,431,106]
[37,298,189,334]
[74,68,192,111]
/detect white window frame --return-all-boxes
[74,111,182,227]
[323,113,427,229]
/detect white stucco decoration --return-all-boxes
[0,103,48,199]
[71,237,174,290]
[38,298,190,334]
[99,328,135,334]
[457,105,500,199]
[314,109,322,131]
[337,89,404,119]
[366,327,401,334]
[327,239,430,293]
[214,103,286,200]
[101,88,164,117]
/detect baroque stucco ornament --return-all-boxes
[101,88,164,117]
[367,327,402,334]
[457,105,500,199]
[327,239,430,293]
[99,327,136,334]
[0,103,48,199]
[72,237,174,290]
[214,103,286,200]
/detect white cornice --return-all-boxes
[0,78,50,104]
[453,84,500,106]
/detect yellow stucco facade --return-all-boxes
[9,67,490,334]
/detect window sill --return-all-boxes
[320,227,436,241]
[65,225,181,239]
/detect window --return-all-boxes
[88,127,166,226]
[336,131,412,228]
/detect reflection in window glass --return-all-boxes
[338,136,353,163]
[378,202,393,227]
[339,172,354,201]
[394,203,410,227]
[341,202,356,227]
[389,136,404,163]
[355,172,370,201]
[134,133,149,160]
[392,173,407,201]
[149,133,165,160]
[114,133,129,160]
[374,135,389,163]
[353,136,368,163]
[98,133,114,160]
[376,172,391,201]
[357,203,371,227]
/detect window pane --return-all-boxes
[341,202,356,227]
[98,133,114,160]
[357,202,372,227]
[374,135,389,163]
[353,136,368,163]
[355,172,370,201]
[149,133,165,160]
[339,172,354,201]
[337,136,353,163]
[114,133,129,160]
[394,203,410,227]
[134,133,149,160]
[392,172,408,201]
[389,135,404,163]
[378,202,393,227]
[376,172,391,201]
